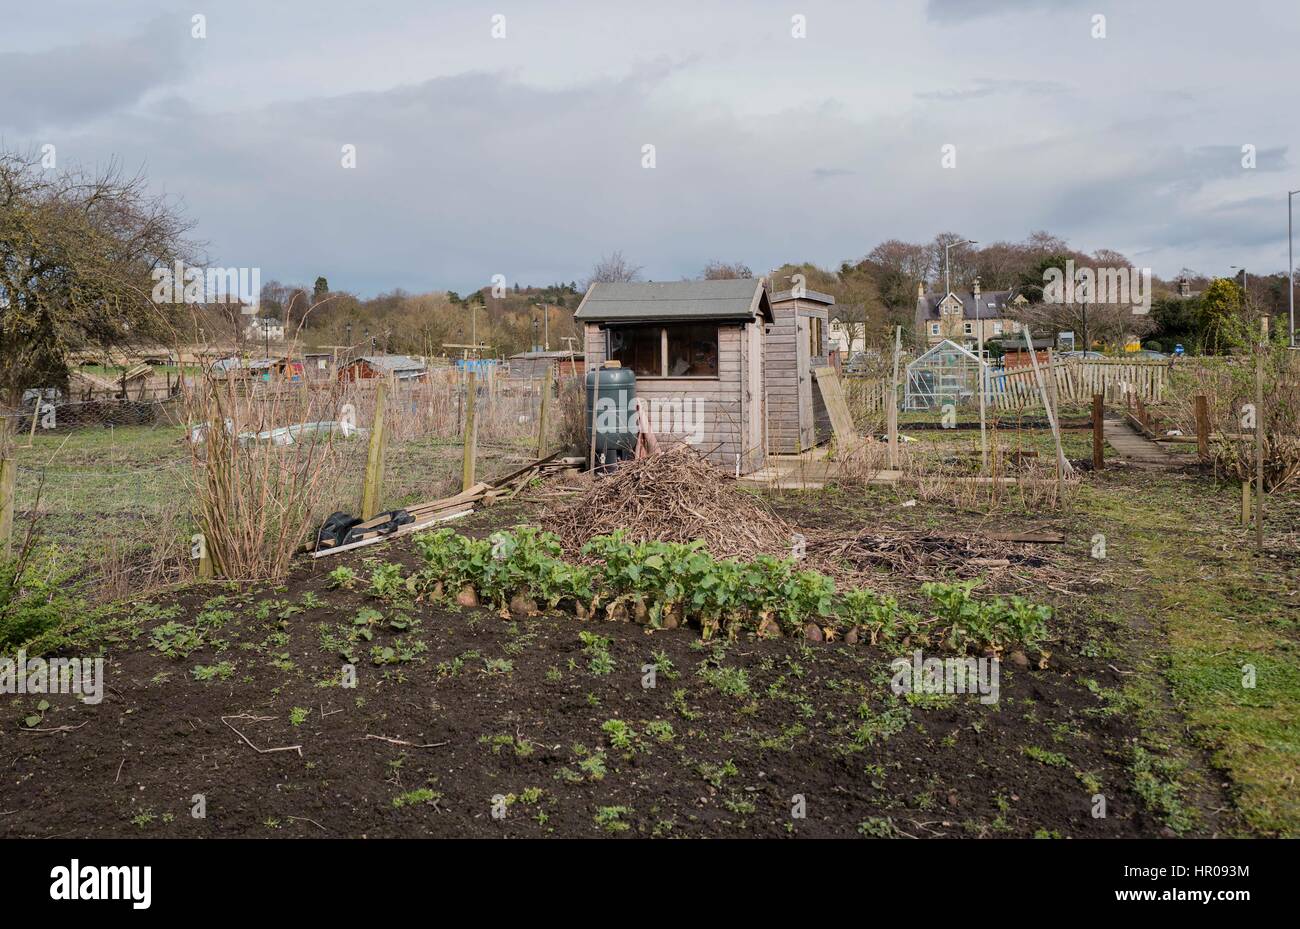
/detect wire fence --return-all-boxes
[4,369,579,601]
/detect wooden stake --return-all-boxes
[1091,393,1104,471]
[1194,393,1209,462]
[0,457,15,560]
[461,370,477,492]
[1241,479,1252,527]
[361,380,388,519]
[1255,317,1267,552]
[536,364,554,460]
[1022,327,1072,485]
[888,326,901,469]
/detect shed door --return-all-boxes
[796,315,813,449]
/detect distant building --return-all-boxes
[211,356,303,382]
[243,317,285,343]
[507,350,585,379]
[337,354,428,382]
[828,315,865,356]
[914,282,1028,349]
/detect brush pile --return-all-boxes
[548,445,794,560]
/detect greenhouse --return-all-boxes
[903,339,988,411]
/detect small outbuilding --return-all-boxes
[338,354,428,382]
[765,288,834,453]
[576,279,773,473]
[507,350,585,380]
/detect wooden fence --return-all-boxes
[845,356,1171,414]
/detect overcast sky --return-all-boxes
[3,0,1297,295]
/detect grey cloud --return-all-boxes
[926,0,1091,21]
[0,16,189,131]
[915,78,1071,101]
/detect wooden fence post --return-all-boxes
[1255,318,1267,552]
[536,364,554,460]
[1194,394,1209,462]
[1092,394,1104,471]
[462,370,478,492]
[888,326,901,469]
[0,456,15,560]
[361,380,388,519]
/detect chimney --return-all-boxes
[973,277,981,300]
[1177,277,1190,298]
[917,280,925,300]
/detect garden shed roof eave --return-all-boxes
[574,279,773,324]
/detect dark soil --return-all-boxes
[1,499,1175,839]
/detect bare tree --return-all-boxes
[588,251,643,285]
[701,259,753,280]
[0,149,195,422]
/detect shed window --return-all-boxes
[607,325,661,376]
[808,317,823,358]
[608,323,719,377]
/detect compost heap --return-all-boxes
[549,445,793,560]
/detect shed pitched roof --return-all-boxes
[574,279,772,323]
[354,354,426,372]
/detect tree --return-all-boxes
[588,251,642,285]
[313,276,329,300]
[1199,278,1250,353]
[701,260,752,280]
[0,151,194,421]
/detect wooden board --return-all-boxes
[812,366,858,445]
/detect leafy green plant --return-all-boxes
[326,566,358,590]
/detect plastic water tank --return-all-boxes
[585,361,637,471]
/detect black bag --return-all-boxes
[316,511,363,549]
[341,509,415,546]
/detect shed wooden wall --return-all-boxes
[764,299,831,453]
[584,322,763,472]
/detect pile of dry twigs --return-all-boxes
[547,445,794,559]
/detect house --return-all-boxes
[507,350,585,380]
[766,288,834,453]
[337,354,428,382]
[828,314,866,357]
[915,282,1028,349]
[243,317,285,343]
[576,279,773,473]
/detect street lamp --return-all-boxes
[534,303,549,350]
[1230,266,1249,309]
[532,317,540,352]
[944,239,978,298]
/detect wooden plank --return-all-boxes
[811,366,857,445]
[312,507,473,558]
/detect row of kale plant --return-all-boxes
[387,527,1050,655]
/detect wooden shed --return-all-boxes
[507,350,585,380]
[576,279,773,473]
[765,288,834,453]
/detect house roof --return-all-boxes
[574,279,773,324]
[918,290,1023,321]
[769,288,835,306]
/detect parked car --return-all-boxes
[1129,350,1168,360]
[1060,351,1105,359]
